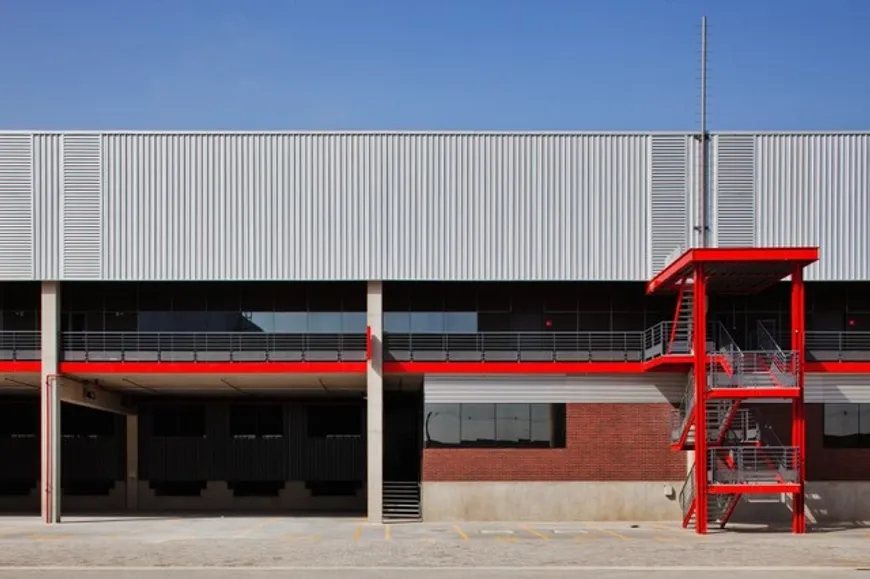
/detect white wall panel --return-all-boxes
[33,135,62,280]
[423,374,686,404]
[806,374,870,403]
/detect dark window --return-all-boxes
[0,402,38,437]
[424,403,566,449]
[824,403,870,449]
[62,405,116,437]
[151,404,206,437]
[229,404,283,438]
[307,405,362,437]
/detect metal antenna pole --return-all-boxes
[699,16,708,248]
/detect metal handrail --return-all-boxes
[385,331,644,362]
[806,330,870,361]
[709,446,799,485]
[0,331,41,360]
[679,463,695,518]
[61,331,366,362]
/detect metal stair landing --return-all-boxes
[382,481,421,522]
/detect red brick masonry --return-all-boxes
[423,403,870,482]
[423,403,686,482]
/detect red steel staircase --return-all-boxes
[642,246,818,534]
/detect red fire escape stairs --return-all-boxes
[643,246,819,534]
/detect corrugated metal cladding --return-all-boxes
[753,133,870,280]
[712,135,755,247]
[1,131,867,281]
[62,135,102,279]
[805,374,870,403]
[0,135,33,279]
[649,135,690,275]
[383,134,650,280]
[423,374,686,404]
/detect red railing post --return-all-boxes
[692,264,709,534]
[791,265,807,534]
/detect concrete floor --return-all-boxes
[0,516,866,574]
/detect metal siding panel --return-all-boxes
[62,134,102,279]
[423,374,685,404]
[713,135,756,247]
[33,135,62,279]
[0,134,34,279]
[805,374,870,403]
[754,134,870,280]
[384,134,650,281]
[649,135,688,274]
[102,134,378,280]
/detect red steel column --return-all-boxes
[692,264,708,534]
[791,265,807,534]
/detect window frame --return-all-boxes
[823,402,870,449]
[424,402,566,449]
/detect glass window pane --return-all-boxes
[425,404,460,446]
[308,313,342,333]
[861,404,870,435]
[245,312,276,333]
[496,404,530,444]
[274,313,308,333]
[384,312,410,333]
[460,404,496,445]
[410,312,443,333]
[443,312,477,333]
[824,404,859,437]
[341,312,366,333]
[530,404,553,444]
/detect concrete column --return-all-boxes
[366,281,384,523]
[126,414,139,511]
[40,281,61,524]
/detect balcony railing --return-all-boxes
[61,332,367,362]
[384,332,644,362]
[806,331,870,362]
[0,331,41,361]
[709,446,799,485]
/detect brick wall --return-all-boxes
[422,403,685,482]
[749,403,870,481]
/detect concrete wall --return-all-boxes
[421,481,684,521]
[421,481,870,524]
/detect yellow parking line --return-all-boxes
[494,535,517,543]
[352,525,364,541]
[453,525,469,540]
[522,525,550,540]
[384,525,391,541]
[235,518,276,539]
[27,534,74,541]
[586,524,629,540]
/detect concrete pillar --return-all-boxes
[366,281,384,523]
[126,414,139,511]
[40,281,61,524]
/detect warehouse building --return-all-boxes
[0,131,868,533]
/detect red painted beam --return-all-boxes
[0,361,40,373]
[646,246,819,295]
[707,387,800,400]
[708,483,801,495]
[58,361,367,374]
[383,361,646,374]
[805,361,870,373]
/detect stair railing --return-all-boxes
[679,463,695,519]
[671,373,696,443]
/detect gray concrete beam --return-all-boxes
[58,378,134,416]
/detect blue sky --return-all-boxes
[0,0,867,130]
